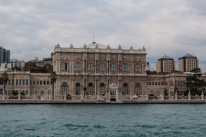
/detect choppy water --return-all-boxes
[0,104,206,137]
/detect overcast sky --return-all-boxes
[0,0,206,71]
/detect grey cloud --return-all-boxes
[0,0,205,71]
[185,0,206,16]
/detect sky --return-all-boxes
[0,0,206,71]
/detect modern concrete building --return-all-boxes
[156,55,175,73]
[0,47,10,64]
[178,53,199,72]
[10,59,25,68]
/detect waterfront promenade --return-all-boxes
[1,89,206,104]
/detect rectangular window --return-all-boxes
[26,80,28,85]
[23,80,25,85]
[149,82,151,85]
[152,82,154,85]
[37,81,39,84]
[16,79,18,85]
[62,62,67,71]
[88,63,93,71]
[62,63,65,70]
[40,81,42,85]
[183,81,185,87]
[8,80,10,85]
[30,80,32,84]
[33,81,35,84]
[19,80,21,85]
[76,62,80,71]
[47,81,49,84]
[26,90,28,95]
[44,81,46,85]
[12,80,14,85]
[100,63,104,71]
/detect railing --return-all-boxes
[7,95,18,99]
[178,96,188,100]
[99,95,106,100]
[164,96,169,100]
[55,95,64,100]
[85,95,97,100]
[72,95,81,101]
[0,94,206,102]
[122,95,129,100]
[191,95,201,100]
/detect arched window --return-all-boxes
[111,90,116,95]
[76,83,80,95]
[135,83,140,95]
[137,64,140,72]
[41,91,44,100]
[88,83,93,95]
[123,83,128,95]
[100,63,104,71]
[135,64,140,72]
[100,83,105,95]
[62,62,65,70]
[123,64,128,72]
[76,62,80,71]
[62,82,67,95]
[88,63,93,71]
[111,63,116,71]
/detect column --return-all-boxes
[64,93,67,101]
[145,93,148,101]
[175,90,178,100]
[116,88,119,102]
[18,91,21,100]
[95,80,97,95]
[95,60,96,74]
[201,90,204,100]
[109,61,110,74]
[81,92,84,101]
[2,90,5,100]
[130,93,133,101]
[161,91,164,100]
[107,61,109,74]
[83,60,85,75]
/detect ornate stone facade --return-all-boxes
[0,42,205,101]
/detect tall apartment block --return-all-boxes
[156,55,175,73]
[0,47,10,64]
[178,53,199,72]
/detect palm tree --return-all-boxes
[50,71,57,100]
[1,72,9,95]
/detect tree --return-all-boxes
[50,71,57,100]
[186,68,206,96]
[1,72,9,95]
[83,87,87,95]
[146,70,157,74]
[163,88,168,96]
[11,66,21,71]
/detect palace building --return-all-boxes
[0,42,204,101]
[53,42,147,97]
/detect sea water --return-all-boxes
[0,104,206,137]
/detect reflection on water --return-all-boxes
[0,104,206,136]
